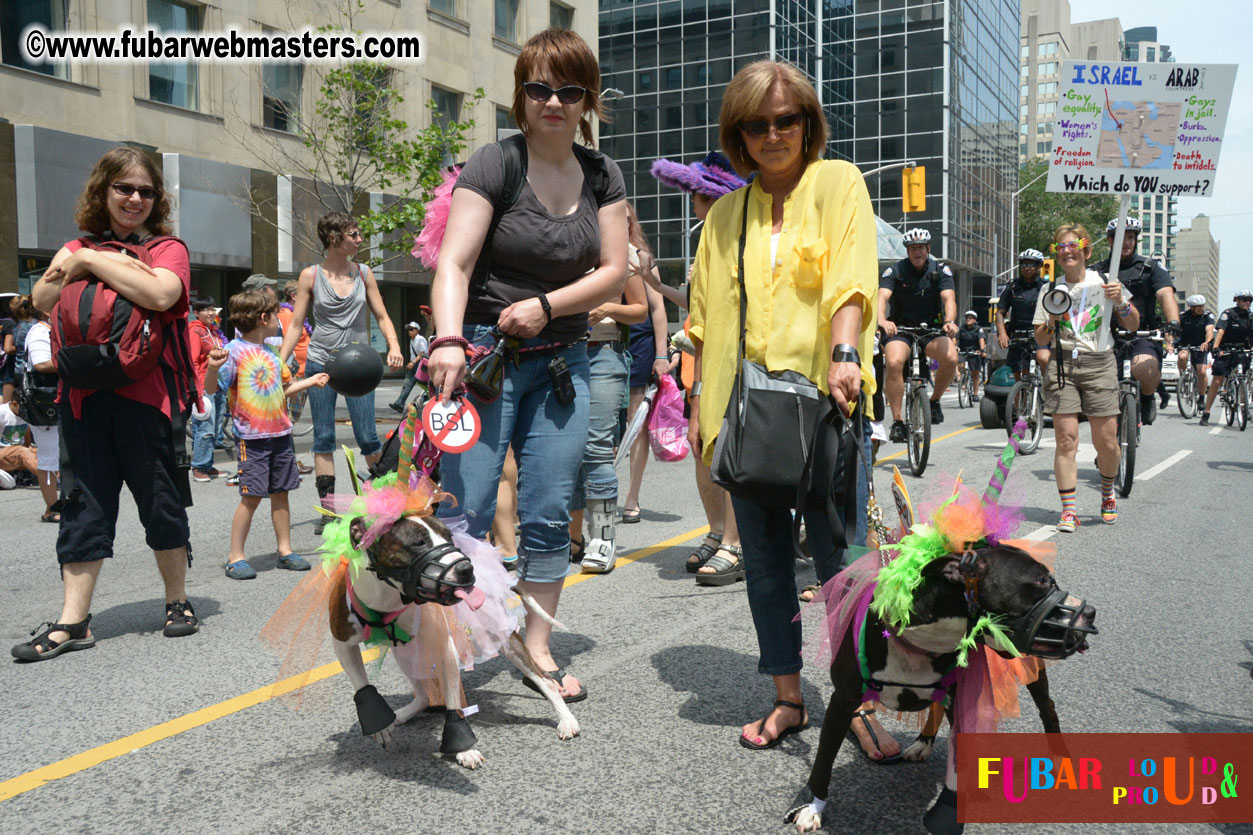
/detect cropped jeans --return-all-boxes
[731,415,872,676]
[572,341,629,511]
[190,400,215,470]
[437,325,590,584]
[305,358,382,456]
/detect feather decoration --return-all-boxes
[955,615,1021,667]
[412,166,462,270]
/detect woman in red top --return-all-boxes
[13,147,199,663]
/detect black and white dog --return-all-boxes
[327,514,579,769]
[786,543,1096,834]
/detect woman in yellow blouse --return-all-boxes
[688,60,878,750]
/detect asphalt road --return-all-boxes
[1,383,1250,835]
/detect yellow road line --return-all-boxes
[0,526,710,804]
[876,425,977,464]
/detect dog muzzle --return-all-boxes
[1009,583,1097,659]
[369,542,483,610]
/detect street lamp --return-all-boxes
[1008,166,1048,278]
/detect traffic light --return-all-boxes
[902,165,926,213]
[1040,258,1054,281]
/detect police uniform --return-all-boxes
[880,256,955,346]
[1212,306,1253,379]
[997,274,1046,370]
[956,323,985,373]
[1093,252,1176,360]
[1178,310,1215,366]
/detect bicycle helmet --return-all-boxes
[1235,290,1253,301]
[1106,217,1142,235]
[1185,294,1206,307]
[902,228,932,245]
[1018,248,1045,263]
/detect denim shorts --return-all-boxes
[437,324,590,584]
[305,358,382,456]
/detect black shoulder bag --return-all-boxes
[711,191,832,508]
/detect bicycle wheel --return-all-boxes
[288,390,314,437]
[1239,379,1249,431]
[1007,381,1044,454]
[906,384,931,476]
[957,369,970,408]
[1177,366,1196,418]
[1224,382,1236,426]
[1116,392,1137,498]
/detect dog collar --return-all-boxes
[957,547,983,617]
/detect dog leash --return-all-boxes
[346,578,413,646]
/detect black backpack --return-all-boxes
[469,133,615,295]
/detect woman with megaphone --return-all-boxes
[1032,223,1138,533]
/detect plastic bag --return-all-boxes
[647,374,689,462]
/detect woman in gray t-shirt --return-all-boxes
[280,211,402,527]
[427,29,627,704]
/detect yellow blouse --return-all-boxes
[689,159,878,463]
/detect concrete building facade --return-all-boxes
[1,0,596,336]
[1173,214,1220,308]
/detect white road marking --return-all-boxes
[1021,526,1058,541]
[1209,426,1223,435]
[1136,450,1193,481]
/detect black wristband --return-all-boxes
[831,343,860,365]
[537,293,552,323]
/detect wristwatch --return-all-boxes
[830,343,860,365]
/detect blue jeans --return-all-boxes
[731,415,871,676]
[392,366,420,408]
[212,391,228,447]
[437,325,590,584]
[305,359,382,456]
[572,342,629,510]
[190,402,215,470]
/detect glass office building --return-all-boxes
[599,0,1018,307]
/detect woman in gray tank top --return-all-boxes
[280,211,402,528]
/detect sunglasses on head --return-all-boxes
[1051,239,1088,253]
[111,182,157,200]
[523,81,587,105]
[738,112,805,137]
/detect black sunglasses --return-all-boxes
[738,112,805,137]
[523,81,587,105]
[111,182,158,200]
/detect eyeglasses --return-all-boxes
[523,82,587,105]
[111,182,157,200]
[738,112,805,137]
[345,230,363,240]
[1051,239,1088,253]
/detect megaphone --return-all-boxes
[1042,286,1073,317]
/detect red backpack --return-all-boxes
[51,235,181,389]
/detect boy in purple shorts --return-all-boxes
[206,289,330,580]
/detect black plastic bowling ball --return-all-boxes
[325,342,384,397]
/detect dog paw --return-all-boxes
[792,808,822,833]
[455,748,485,770]
[556,717,581,740]
[902,737,935,762]
[370,724,395,748]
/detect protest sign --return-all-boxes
[1046,61,1237,198]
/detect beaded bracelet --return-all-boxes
[429,335,470,352]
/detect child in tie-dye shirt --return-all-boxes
[206,289,329,580]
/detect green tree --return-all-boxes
[1016,159,1123,263]
[233,1,482,268]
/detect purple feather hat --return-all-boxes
[650,152,746,199]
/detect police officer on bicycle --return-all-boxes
[1199,290,1253,426]
[1093,217,1181,423]
[996,249,1050,380]
[956,310,986,400]
[879,228,958,441]
[1178,294,1214,402]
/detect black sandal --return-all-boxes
[739,699,809,750]
[521,666,588,703]
[846,707,903,764]
[570,537,585,564]
[11,615,95,662]
[163,600,199,638]
[685,532,723,573]
[694,544,745,586]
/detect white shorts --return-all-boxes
[28,423,59,472]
